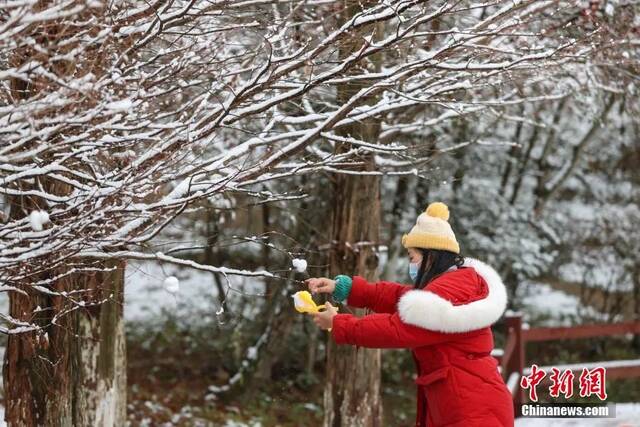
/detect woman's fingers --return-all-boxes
[304,278,314,291]
[306,278,319,292]
[306,278,330,293]
[325,301,337,314]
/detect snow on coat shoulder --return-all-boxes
[397,258,507,333]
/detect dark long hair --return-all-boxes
[414,248,464,289]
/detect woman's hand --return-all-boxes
[311,301,338,330]
[305,277,336,294]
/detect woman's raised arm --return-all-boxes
[345,276,412,313]
[307,276,412,314]
[330,312,457,349]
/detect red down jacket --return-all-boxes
[331,258,514,427]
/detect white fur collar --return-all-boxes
[397,258,507,333]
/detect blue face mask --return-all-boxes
[409,262,420,282]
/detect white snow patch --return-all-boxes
[246,346,257,360]
[604,3,615,16]
[223,419,262,427]
[105,99,134,111]
[303,402,321,412]
[96,385,116,427]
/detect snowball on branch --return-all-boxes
[163,276,180,294]
[29,210,50,231]
[292,258,307,273]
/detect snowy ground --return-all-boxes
[515,403,640,426]
[124,260,220,322]
[124,260,267,323]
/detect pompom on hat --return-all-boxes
[401,202,460,254]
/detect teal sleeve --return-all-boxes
[332,275,353,303]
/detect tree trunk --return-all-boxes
[3,24,127,426]
[323,3,384,426]
[3,260,127,427]
[325,171,384,427]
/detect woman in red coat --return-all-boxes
[307,202,514,427]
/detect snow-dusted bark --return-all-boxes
[323,2,384,425]
[2,261,126,426]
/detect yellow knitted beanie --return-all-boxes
[401,202,460,254]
